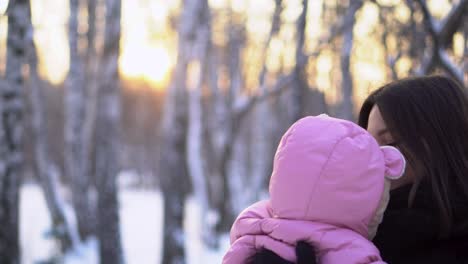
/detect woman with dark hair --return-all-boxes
[359,75,468,263]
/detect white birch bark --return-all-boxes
[184,0,217,248]
[66,0,93,240]
[25,0,80,251]
[337,0,363,121]
[0,1,27,262]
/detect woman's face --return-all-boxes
[367,105,415,189]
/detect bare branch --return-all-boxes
[415,50,437,76]
[234,72,295,122]
[415,0,465,84]
[387,51,402,80]
[439,49,465,83]
[258,0,283,87]
[439,0,468,47]
[304,6,356,58]
[416,0,440,39]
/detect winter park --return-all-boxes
[0,0,467,263]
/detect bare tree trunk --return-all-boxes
[290,0,308,122]
[84,0,98,157]
[66,0,92,240]
[160,49,190,264]
[0,1,28,263]
[81,0,99,237]
[337,0,363,121]
[464,16,468,82]
[209,20,243,234]
[25,0,79,251]
[160,0,213,261]
[376,6,401,81]
[184,0,216,248]
[95,0,123,262]
[250,0,282,205]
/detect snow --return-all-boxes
[19,175,229,264]
[63,238,98,264]
[120,190,163,264]
[185,196,230,264]
[20,184,57,264]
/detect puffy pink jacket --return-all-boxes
[223,115,405,263]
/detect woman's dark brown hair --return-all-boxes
[358,75,468,237]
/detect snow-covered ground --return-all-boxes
[19,177,229,264]
[20,184,58,263]
[185,197,230,264]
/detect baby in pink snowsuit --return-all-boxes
[223,115,406,263]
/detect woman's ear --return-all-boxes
[380,146,406,180]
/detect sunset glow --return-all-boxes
[119,43,172,86]
[0,0,457,98]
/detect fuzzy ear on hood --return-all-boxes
[380,146,406,180]
[367,146,406,240]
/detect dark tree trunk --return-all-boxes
[160,67,190,263]
[337,0,363,121]
[291,0,309,122]
[95,0,123,263]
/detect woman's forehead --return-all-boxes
[368,107,387,132]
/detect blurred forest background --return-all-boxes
[0,0,466,263]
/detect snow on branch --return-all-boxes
[233,72,295,121]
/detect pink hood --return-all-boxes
[223,115,405,263]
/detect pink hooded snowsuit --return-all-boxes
[223,115,405,264]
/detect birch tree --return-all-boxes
[25,0,79,251]
[81,0,100,237]
[290,0,309,121]
[84,0,99,165]
[376,4,403,81]
[160,62,190,263]
[0,1,27,262]
[66,0,93,240]
[95,0,123,262]
[160,0,205,261]
[337,0,363,120]
[249,0,282,206]
[183,0,217,247]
